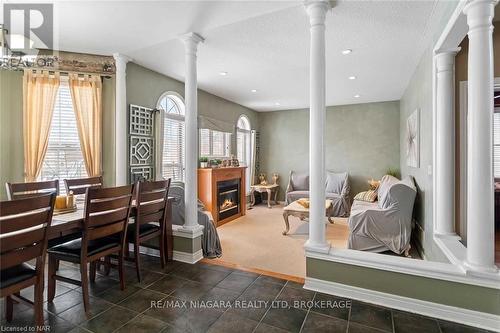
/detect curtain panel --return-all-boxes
[68,73,103,177]
[23,70,60,181]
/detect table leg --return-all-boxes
[274,188,279,204]
[282,211,290,235]
[250,188,255,207]
[327,207,334,224]
[266,189,272,208]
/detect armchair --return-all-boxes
[348,175,416,255]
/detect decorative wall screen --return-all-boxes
[129,104,155,182]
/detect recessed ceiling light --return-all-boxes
[342,49,352,55]
[354,94,361,98]
[348,76,357,80]
[275,102,281,106]
[251,89,257,93]
[219,71,228,76]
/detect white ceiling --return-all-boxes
[12,0,455,111]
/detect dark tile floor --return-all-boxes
[0,255,492,333]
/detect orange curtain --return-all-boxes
[68,73,102,177]
[23,70,60,181]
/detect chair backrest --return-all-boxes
[64,176,103,195]
[288,171,309,191]
[134,179,171,235]
[82,185,134,257]
[6,180,59,200]
[0,193,56,272]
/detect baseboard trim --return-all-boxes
[172,249,203,264]
[304,277,500,332]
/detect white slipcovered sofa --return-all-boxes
[347,175,416,255]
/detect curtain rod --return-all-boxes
[23,68,114,78]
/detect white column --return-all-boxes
[304,0,331,253]
[435,50,459,236]
[463,0,498,272]
[113,53,131,186]
[180,32,204,231]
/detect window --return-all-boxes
[40,76,87,192]
[494,90,500,177]
[236,115,252,193]
[159,94,185,181]
[199,129,231,158]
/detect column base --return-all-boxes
[174,224,204,239]
[304,240,331,254]
[463,260,499,274]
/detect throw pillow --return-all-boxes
[354,190,377,202]
[291,172,309,191]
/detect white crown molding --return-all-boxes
[304,277,500,332]
[172,249,203,264]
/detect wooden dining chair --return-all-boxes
[5,180,59,200]
[127,179,171,281]
[64,176,103,195]
[0,193,56,327]
[47,185,134,313]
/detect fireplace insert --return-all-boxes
[217,179,240,221]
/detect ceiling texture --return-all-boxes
[42,0,456,111]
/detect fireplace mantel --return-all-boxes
[198,167,246,226]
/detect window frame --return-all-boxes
[157,92,186,182]
[40,75,87,193]
[236,115,252,194]
[199,128,231,159]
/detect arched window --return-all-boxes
[237,115,252,193]
[158,93,185,181]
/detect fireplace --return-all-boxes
[198,166,246,226]
[217,179,240,221]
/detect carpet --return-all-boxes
[215,204,349,278]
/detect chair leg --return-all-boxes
[134,242,142,282]
[104,256,111,276]
[47,256,57,302]
[90,261,97,283]
[159,233,166,268]
[118,251,126,290]
[34,280,44,327]
[5,295,13,322]
[80,262,90,313]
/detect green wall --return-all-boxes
[399,0,459,262]
[258,101,400,200]
[307,257,500,316]
[126,62,260,158]
[0,70,24,200]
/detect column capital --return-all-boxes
[435,48,460,72]
[463,0,498,33]
[113,53,132,71]
[180,32,205,55]
[304,0,333,26]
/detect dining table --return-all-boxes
[49,197,174,261]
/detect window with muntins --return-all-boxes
[40,76,87,192]
[160,95,186,181]
[236,115,252,192]
[199,129,231,158]
[494,95,500,177]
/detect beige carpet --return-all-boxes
[216,204,349,278]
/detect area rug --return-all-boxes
[215,204,349,278]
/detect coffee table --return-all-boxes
[282,198,334,235]
[250,183,279,208]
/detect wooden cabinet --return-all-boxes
[198,167,246,227]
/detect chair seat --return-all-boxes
[48,237,119,258]
[0,263,36,289]
[127,223,160,240]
